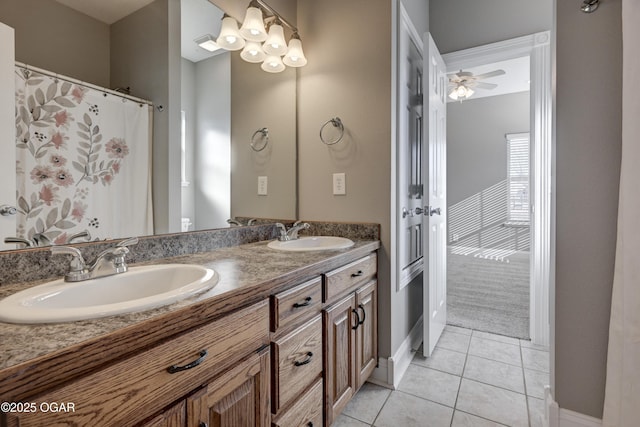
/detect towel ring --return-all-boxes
[320,117,344,145]
[250,127,269,152]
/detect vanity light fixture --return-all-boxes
[263,19,288,56]
[283,33,307,67]
[261,55,286,73]
[216,14,245,51]
[239,3,268,42]
[241,40,266,63]
[194,34,221,52]
[216,0,307,73]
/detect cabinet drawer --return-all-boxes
[271,379,323,427]
[323,253,377,302]
[6,301,270,427]
[271,276,322,333]
[272,314,323,413]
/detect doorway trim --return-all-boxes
[442,32,552,346]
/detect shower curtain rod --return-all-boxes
[15,61,154,107]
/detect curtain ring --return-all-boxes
[320,117,344,145]
[250,127,269,152]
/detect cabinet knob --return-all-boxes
[199,422,208,427]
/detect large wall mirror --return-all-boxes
[0,0,297,251]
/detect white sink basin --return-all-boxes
[267,236,355,252]
[0,264,218,324]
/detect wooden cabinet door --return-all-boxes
[141,400,186,427]
[323,294,356,426]
[355,281,377,390]
[187,348,270,427]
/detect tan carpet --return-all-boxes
[447,248,530,339]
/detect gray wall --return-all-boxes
[180,58,197,227]
[297,0,394,356]
[195,54,231,229]
[111,0,182,235]
[555,0,621,418]
[447,92,530,251]
[430,0,552,54]
[448,92,529,206]
[0,0,110,87]
[230,56,297,220]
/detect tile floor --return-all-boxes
[334,325,550,427]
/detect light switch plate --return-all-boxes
[258,176,268,195]
[333,173,346,195]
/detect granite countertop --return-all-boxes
[0,238,380,399]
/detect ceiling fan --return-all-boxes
[448,69,506,101]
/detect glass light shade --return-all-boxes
[263,23,287,56]
[283,37,307,67]
[216,16,245,51]
[449,84,474,100]
[261,55,286,73]
[241,41,266,63]
[239,6,268,42]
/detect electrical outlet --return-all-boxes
[258,176,268,195]
[333,173,346,195]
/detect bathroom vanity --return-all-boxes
[0,235,379,427]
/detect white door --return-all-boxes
[0,23,16,250]
[423,33,447,356]
[397,21,424,289]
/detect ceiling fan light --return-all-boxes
[216,15,245,51]
[283,35,307,67]
[263,21,288,56]
[241,41,266,63]
[240,6,268,42]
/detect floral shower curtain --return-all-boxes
[602,0,640,425]
[14,66,153,245]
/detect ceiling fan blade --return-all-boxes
[473,69,506,79]
[474,82,498,90]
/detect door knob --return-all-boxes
[402,207,412,218]
[414,207,424,215]
[429,207,441,216]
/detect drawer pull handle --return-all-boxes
[294,351,314,366]
[352,308,361,330]
[358,304,366,325]
[351,270,364,277]
[167,349,207,374]
[293,296,312,308]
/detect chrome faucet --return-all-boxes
[227,218,257,226]
[4,233,52,247]
[4,237,34,248]
[51,237,138,282]
[275,221,311,241]
[66,230,91,244]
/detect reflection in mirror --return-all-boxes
[0,0,297,251]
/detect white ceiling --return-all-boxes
[446,56,530,103]
[181,0,225,63]
[55,0,227,63]
[54,0,156,24]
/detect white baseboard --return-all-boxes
[546,387,603,427]
[369,316,423,389]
